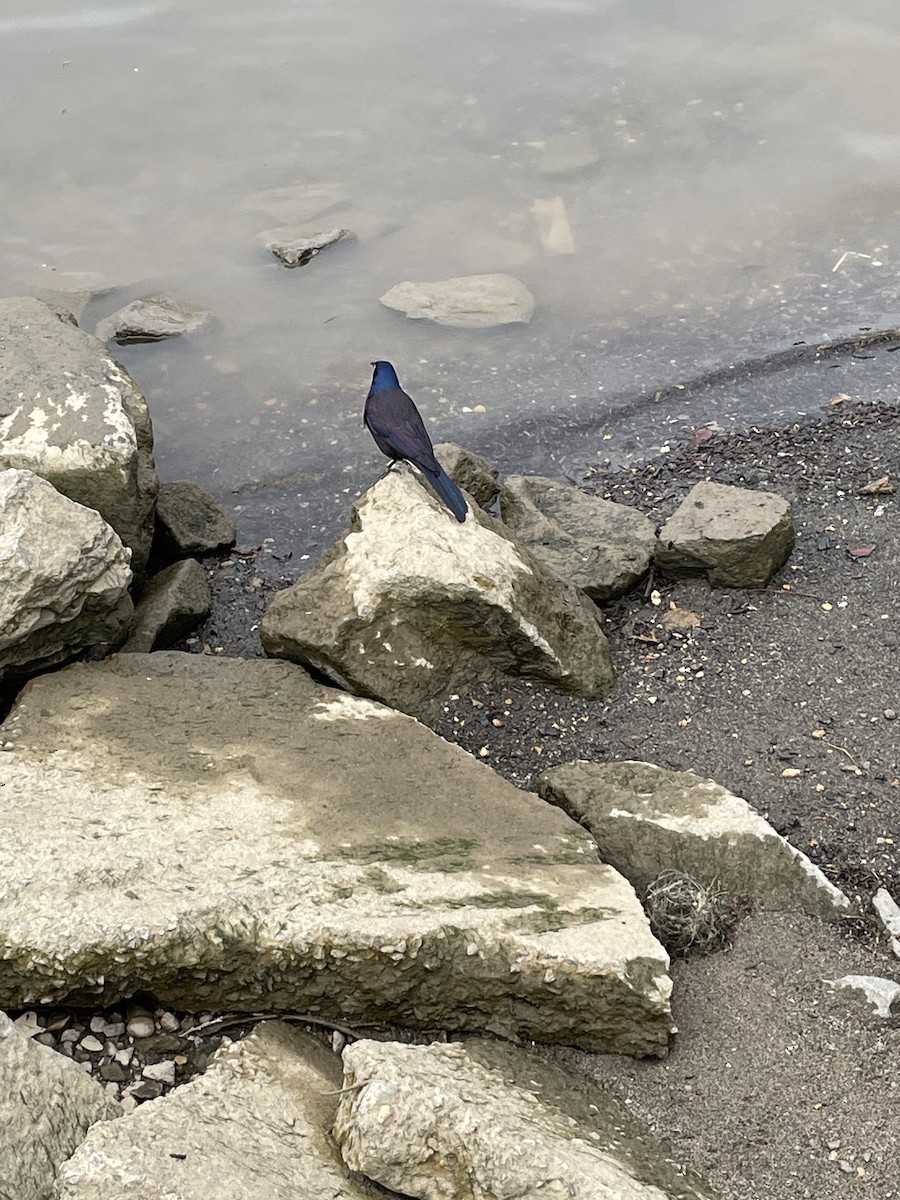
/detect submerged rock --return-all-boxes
[261,464,615,716]
[259,226,351,267]
[95,294,211,344]
[380,273,534,327]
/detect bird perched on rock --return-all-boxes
[364,360,468,522]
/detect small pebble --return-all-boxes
[115,1046,135,1066]
[90,1015,107,1034]
[59,1028,80,1045]
[80,1035,104,1053]
[143,1059,176,1085]
[126,1006,156,1039]
[120,1095,138,1113]
[159,1011,180,1033]
[128,1079,163,1100]
[103,1021,126,1039]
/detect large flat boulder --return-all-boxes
[0,468,133,685]
[500,474,657,600]
[261,465,615,717]
[380,273,534,327]
[0,1010,121,1200]
[0,653,672,1055]
[55,1022,372,1200]
[0,296,158,574]
[538,760,850,920]
[335,1040,718,1200]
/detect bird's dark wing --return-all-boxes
[364,388,439,473]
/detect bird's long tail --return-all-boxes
[425,465,468,522]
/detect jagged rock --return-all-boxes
[873,888,900,958]
[335,1040,718,1200]
[0,1010,121,1200]
[0,296,158,574]
[155,480,237,556]
[122,559,211,653]
[655,482,794,587]
[260,465,615,717]
[500,475,657,600]
[259,226,351,267]
[95,294,211,344]
[0,653,671,1054]
[0,469,133,684]
[433,442,498,507]
[538,760,851,920]
[824,975,900,1018]
[531,196,576,254]
[55,1022,372,1200]
[380,273,534,327]
[13,272,122,321]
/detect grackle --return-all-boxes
[364,360,467,522]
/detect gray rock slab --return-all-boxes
[380,273,535,327]
[873,888,900,958]
[335,1040,715,1200]
[0,1010,121,1200]
[500,474,657,600]
[538,760,850,920]
[122,558,211,653]
[54,1021,376,1200]
[260,464,615,717]
[0,296,159,574]
[433,441,498,507]
[536,130,601,177]
[655,481,795,588]
[259,225,352,267]
[242,182,351,222]
[154,480,237,555]
[824,974,900,1018]
[95,294,211,344]
[0,653,672,1055]
[0,469,133,684]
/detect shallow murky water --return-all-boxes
[3,0,900,515]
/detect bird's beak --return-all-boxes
[370,361,377,367]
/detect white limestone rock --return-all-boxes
[260,464,615,717]
[0,296,158,573]
[538,760,851,920]
[54,1022,371,1200]
[0,1010,121,1200]
[0,468,133,684]
[0,653,672,1056]
[335,1040,717,1200]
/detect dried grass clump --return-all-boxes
[644,870,743,957]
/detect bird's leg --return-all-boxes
[378,458,402,480]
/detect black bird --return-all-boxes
[364,360,468,522]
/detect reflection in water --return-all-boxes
[1,0,900,491]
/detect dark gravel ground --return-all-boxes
[15,399,895,1199]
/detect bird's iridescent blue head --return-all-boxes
[369,360,401,394]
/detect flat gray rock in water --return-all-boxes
[95,294,211,344]
[0,296,159,574]
[433,441,498,507]
[655,481,794,587]
[380,273,534,327]
[55,1021,375,1200]
[259,225,351,267]
[500,474,657,600]
[335,1040,716,1199]
[0,468,133,684]
[155,479,237,555]
[122,558,211,653]
[0,1010,121,1200]
[261,464,615,717]
[0,653,672,1054]
[538,760,850,920]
